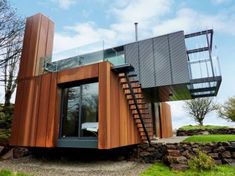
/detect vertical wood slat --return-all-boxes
[46,73,58,147]
[18,17,33,79]
[98,62,141,149]
[22,78,37,146]
[159,102,173,138]
[10,13,55,147]
[119,88,128,146]
[110,72,120,148]
[53,88,61,146]
[9,82,25,145]
[98,62,111,149]
[17,80,30,146]
[36,74,52,147]
[25,14,42,77]
[28,77,41,146]
[34,15,49,76]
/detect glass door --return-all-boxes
[60,82,98,139]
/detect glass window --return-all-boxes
[60,82,98,138]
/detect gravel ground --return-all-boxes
[0,156,150,176]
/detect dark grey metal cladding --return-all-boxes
[124,31,190,89]
[168,31,190,84]
[125,42,140,80]
[153,35,172,86]
[139,39,155,88]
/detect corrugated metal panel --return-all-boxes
[124,43,140,80]
[139,39,155,88]
[169,31,190,84]
[153,36,172,86]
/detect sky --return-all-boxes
[7,0,235,129]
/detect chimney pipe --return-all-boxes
[134,22,138,42]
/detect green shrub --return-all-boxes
[0,104,14,129]
[188,149,215,172]
[179,125,229,131]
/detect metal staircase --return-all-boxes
[112,64,153,144]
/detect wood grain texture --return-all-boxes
[98,62,110,149]
[36,74,51,147]
[11,13,141,149]
[57,63,99,84]
[10,13,55,147]
[46,73,58,147]
[159,102,173,138]
[17,79,31,146]
[28,77,41,146]
[98,62,141,149]
[17,13,54,80]
[9,81,25,145]
[18,17,33,79]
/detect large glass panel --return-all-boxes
[60,82,98,138]
[80,83,98,137]
[61,86,80,137]
[105,54,125,66]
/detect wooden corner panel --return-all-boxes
[18,13,54,79]
[160,102,173,138]
[10,73,59,147]
[98,62,141,149]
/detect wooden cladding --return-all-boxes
[57,64,99,84]
[10,14,56,147]
[158,102,173,138]
[10,13,141,149]
[10,73,58,147]
[10,63,100,147]
[11,62,141,148]
[98,62,141,149]
[18,13,54,79]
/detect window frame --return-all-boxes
[59,79,99,140]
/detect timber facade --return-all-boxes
[10,14,221,149]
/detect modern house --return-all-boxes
[10,14,221,149]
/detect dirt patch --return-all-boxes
[0,156,150,176]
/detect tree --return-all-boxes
[218,96,235,122]
[0,0,24,128]
[0,0,24,105]
[184,98,218,126]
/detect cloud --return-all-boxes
[53,22,117,53]
[111,0,173,23]
[53,1,235,58]
[50,0,76,10]
[212,0,231,4]
[152,8,235,36]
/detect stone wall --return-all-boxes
[176,128,235,136]
[132,141,235,170]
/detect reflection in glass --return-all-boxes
[80,83,98,137]
[61,82,98,138]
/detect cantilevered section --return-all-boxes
[185,29,222,99]
[43,29,222,102]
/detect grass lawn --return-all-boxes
[178,125,230,131]
[0,169,29,176]
[183,134,235,143]
[140,162,235,176]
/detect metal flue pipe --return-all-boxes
[134,22,138,42]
